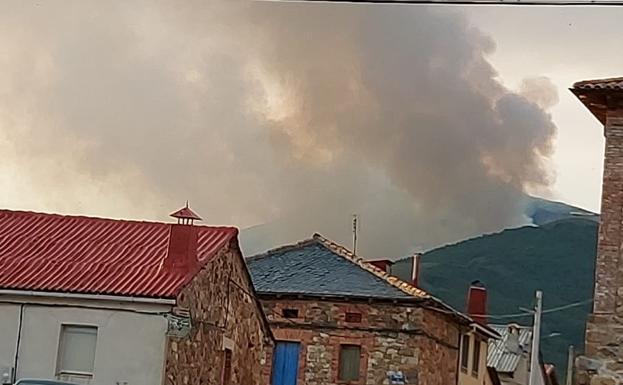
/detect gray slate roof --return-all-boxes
[487,324,533,373]
[247,237,413,300]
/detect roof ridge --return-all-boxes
[574,76,623,85]
[0,209,237,232]
[246,238,318,261]
[311,233,429,299]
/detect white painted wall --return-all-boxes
[0,295,172,385]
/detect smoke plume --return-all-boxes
[0,1,557,258]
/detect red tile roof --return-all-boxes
[570,77,623,125]
[573,77,623,90]
[0,209,237,298]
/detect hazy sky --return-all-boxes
[0,1,617,237]
[464,6,621,212]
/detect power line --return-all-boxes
[542,299,593,315]
[428,298,593,319]
[259,0,623,6]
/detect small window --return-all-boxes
[472,339,481,377]
[222,348,232,385]
[345,312,362,323]
[57,325,98,376]
[282,308,299,318]
[338,345,361,381]
[460,334,469,372]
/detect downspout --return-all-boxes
[455,327,461,385]
[13,304,25,382]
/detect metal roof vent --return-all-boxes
[170,201,202,225]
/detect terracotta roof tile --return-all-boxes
[572,77,623,91]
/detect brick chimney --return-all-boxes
[165,203,202,270]
[369,259,393,273]
[466,280,487,325]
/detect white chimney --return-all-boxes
[411,253,421,287]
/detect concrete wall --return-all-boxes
[261,298,461,385]
[0,296,170,385]
[499,358,529,385]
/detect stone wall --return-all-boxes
[262,298,461,385]
[165,239,272,385]
[576,110,623,385]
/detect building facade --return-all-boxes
[458,326,499,385]
[0,207,272,385]
[248,233,474,385]
[487,324,547,385]
[458,282,501,385]
[572,77,623,385]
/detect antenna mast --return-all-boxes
[352,214,358,255]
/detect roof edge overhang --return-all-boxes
[0,289,177,305]
[571,87,623,126]
[472,322,502,339]
[256,291,425,304]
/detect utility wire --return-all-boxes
[435,298,594,319]
[259,0,623,6]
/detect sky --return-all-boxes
[0,1,618,254]
[464,6,619,212]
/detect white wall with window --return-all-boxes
[57,325,98,380]
[0,294,171,385]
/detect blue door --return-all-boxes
[271,342,300,385]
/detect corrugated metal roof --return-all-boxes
[0,209,236,298]
[487,324,532,373]
[573,77,623,90]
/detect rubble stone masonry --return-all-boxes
[577,110,623,385]
[262,298,460,385]
[164,240,272,385]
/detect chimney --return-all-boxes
[505,324,522,354]
[467,280,487,325]
[165,203,202,270]
[411,253,422,287]
[369,259,393,273]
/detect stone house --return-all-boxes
[571,77,623,385]
[0,206,272,385]
[247,233,481,385]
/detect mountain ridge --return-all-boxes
[392,217,598,379]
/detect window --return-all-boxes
[472,339,481,377]
[345,312,362,323]
[57,325,97,376]
[221,348,232,385]
[282,308,299,318]
[460,334,469,372]
[338,345,361,382]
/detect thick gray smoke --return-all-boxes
[0,1,556,258]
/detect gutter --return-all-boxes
[0,290,176,305]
